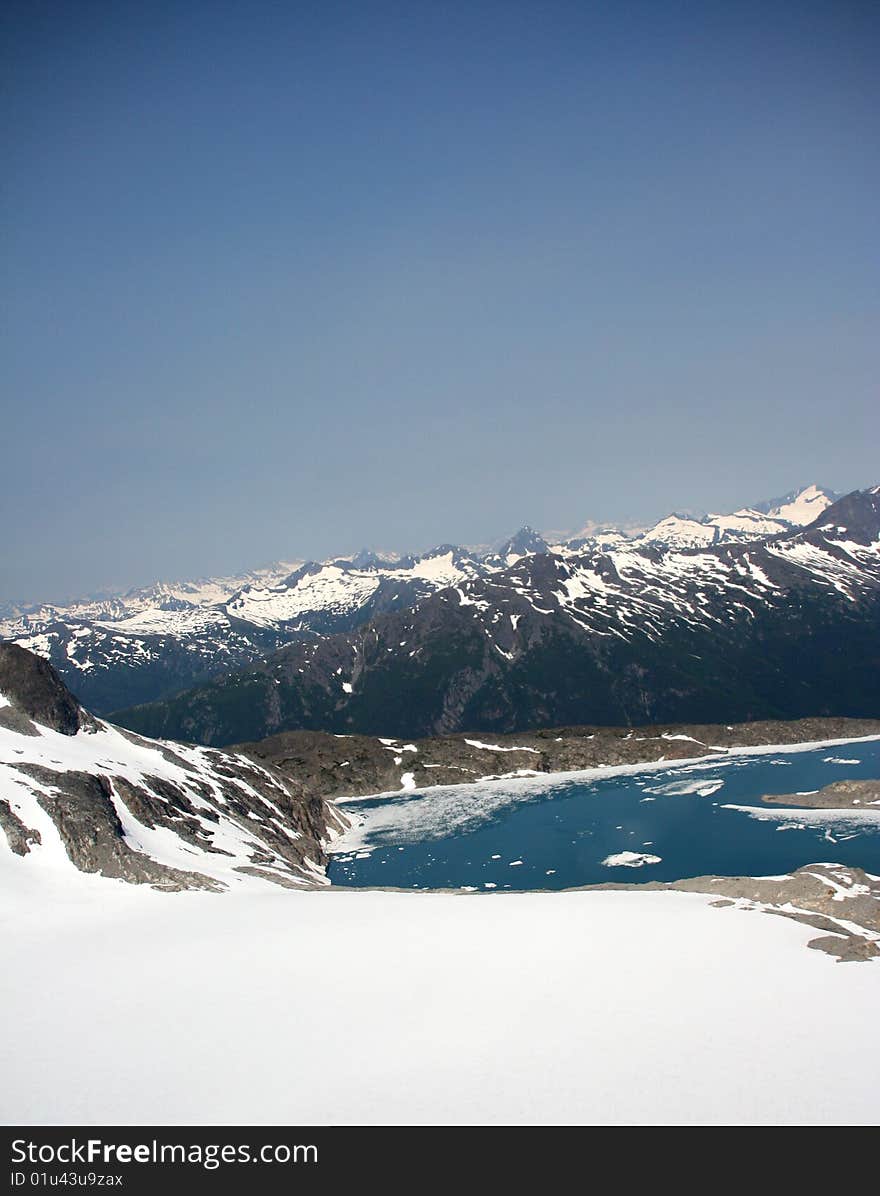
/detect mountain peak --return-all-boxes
[494,527,550,558]
[801,485,880,544]
[755,483,837,524]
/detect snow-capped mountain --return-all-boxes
[0,643,346,889]
[754,482,839,525]
[582,483,839,552]
[0,560,304,627]
[560,513,650,545]
[4,609,290,716]
[116,486,880,746]
[0,483,844,716]
[225,545,492,630]
[0,562,309,714]
[0,544,536,714]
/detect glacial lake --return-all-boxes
[327,738,880,890]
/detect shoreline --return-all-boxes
[331,731,880,810]
[322,734,880,959]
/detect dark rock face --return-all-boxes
[809,486,880,546]
[0,642,93,735]
[487,526,550,563]
[20,765,221,890]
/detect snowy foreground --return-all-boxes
[2,865,879,1126]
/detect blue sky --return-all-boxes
[2,1,878,601]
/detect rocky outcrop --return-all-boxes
[0,647,348,890]
[761,778,880,809]
[526,864,880,962]
[669,866,880,963]
[23,765,221,891]
[0,798,41,856]
[0,642,94,735]
[576,866,880,961]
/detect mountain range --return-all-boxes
[106,484,880,746]
[0,484,843,719]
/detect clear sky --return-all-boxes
[3,0,878,602]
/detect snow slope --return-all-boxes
[1,869,878,1125]
[766,483,837,526]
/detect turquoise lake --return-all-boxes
[327,738,880,890]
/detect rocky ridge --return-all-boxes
[0,644,347,891]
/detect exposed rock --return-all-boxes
[0,705,41,737]
[20,765,220,890]
[762,778,880,809]
[235,718,880,804]
[0,642,94,735]
[592,864,880,963]
[0,648,349,890]
[0,798,41,856]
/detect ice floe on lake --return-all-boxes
[602,851,662,868]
